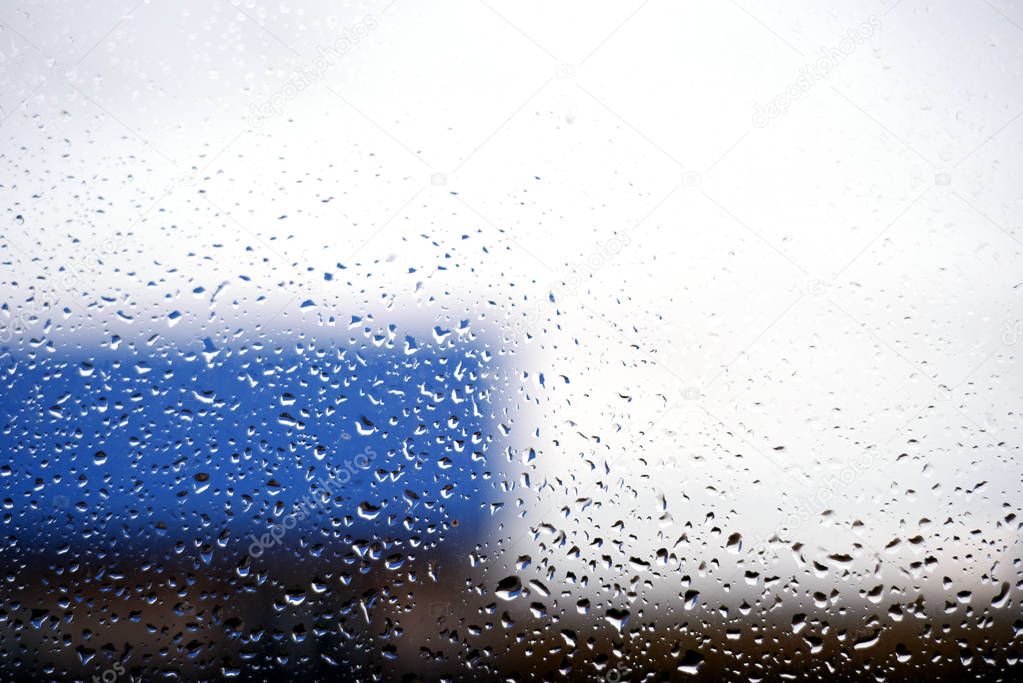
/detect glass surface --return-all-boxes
[1,1,1021,680]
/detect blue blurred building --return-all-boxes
[0,330,499,565]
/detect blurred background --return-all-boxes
[1,0,1022,680]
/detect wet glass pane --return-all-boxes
[1,1,1021,680]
